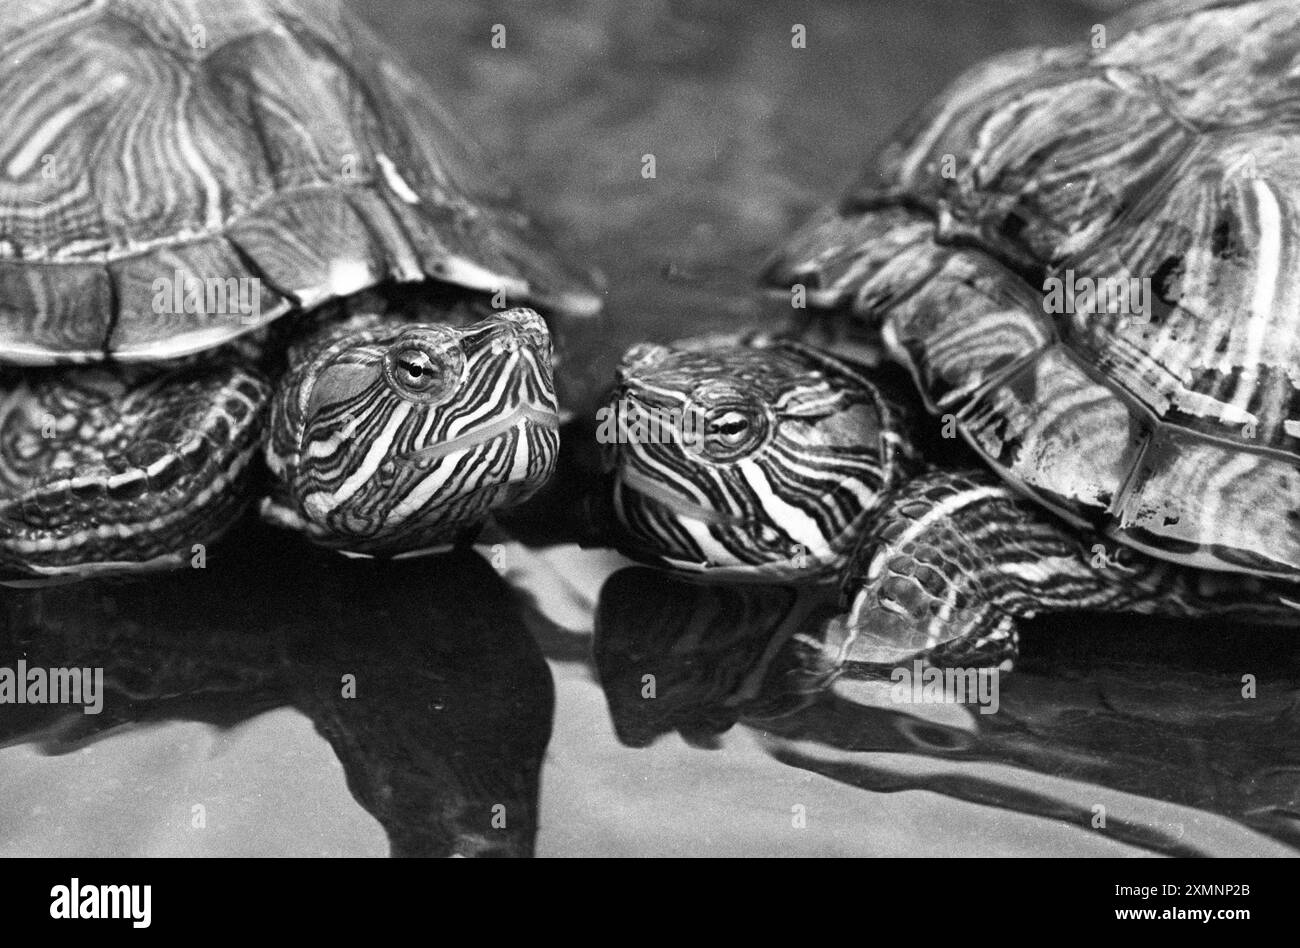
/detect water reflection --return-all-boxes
[0,526,554,857]
[594,567,1300,856]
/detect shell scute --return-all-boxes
[766,0,1300,575]
[0,0,598,363]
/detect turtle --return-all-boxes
[599,0,1300,669]
[0,0,601,584]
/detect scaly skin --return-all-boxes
[0,359,269,582]
[829,468,1300,671]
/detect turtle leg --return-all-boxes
[832,468,1300,671]
[0,363,269,583]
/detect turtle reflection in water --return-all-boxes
[594,567,1300,856]
[0,528,554,858]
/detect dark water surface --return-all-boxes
[2,0,1297,857]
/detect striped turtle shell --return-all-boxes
[0,0,597,365]
[768,0,1300,579]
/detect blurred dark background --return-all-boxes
[361,0,1143,389]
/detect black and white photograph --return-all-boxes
[0,0,1294,894]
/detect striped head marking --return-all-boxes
[264,307,559,554]
[604,340,911,579]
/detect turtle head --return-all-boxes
[264,306,559,555]
[601,339,910,579]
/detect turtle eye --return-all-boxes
[697,406,765,461]
[710,411,750,444]
[384,339,463,404]
[395,349,439,389]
